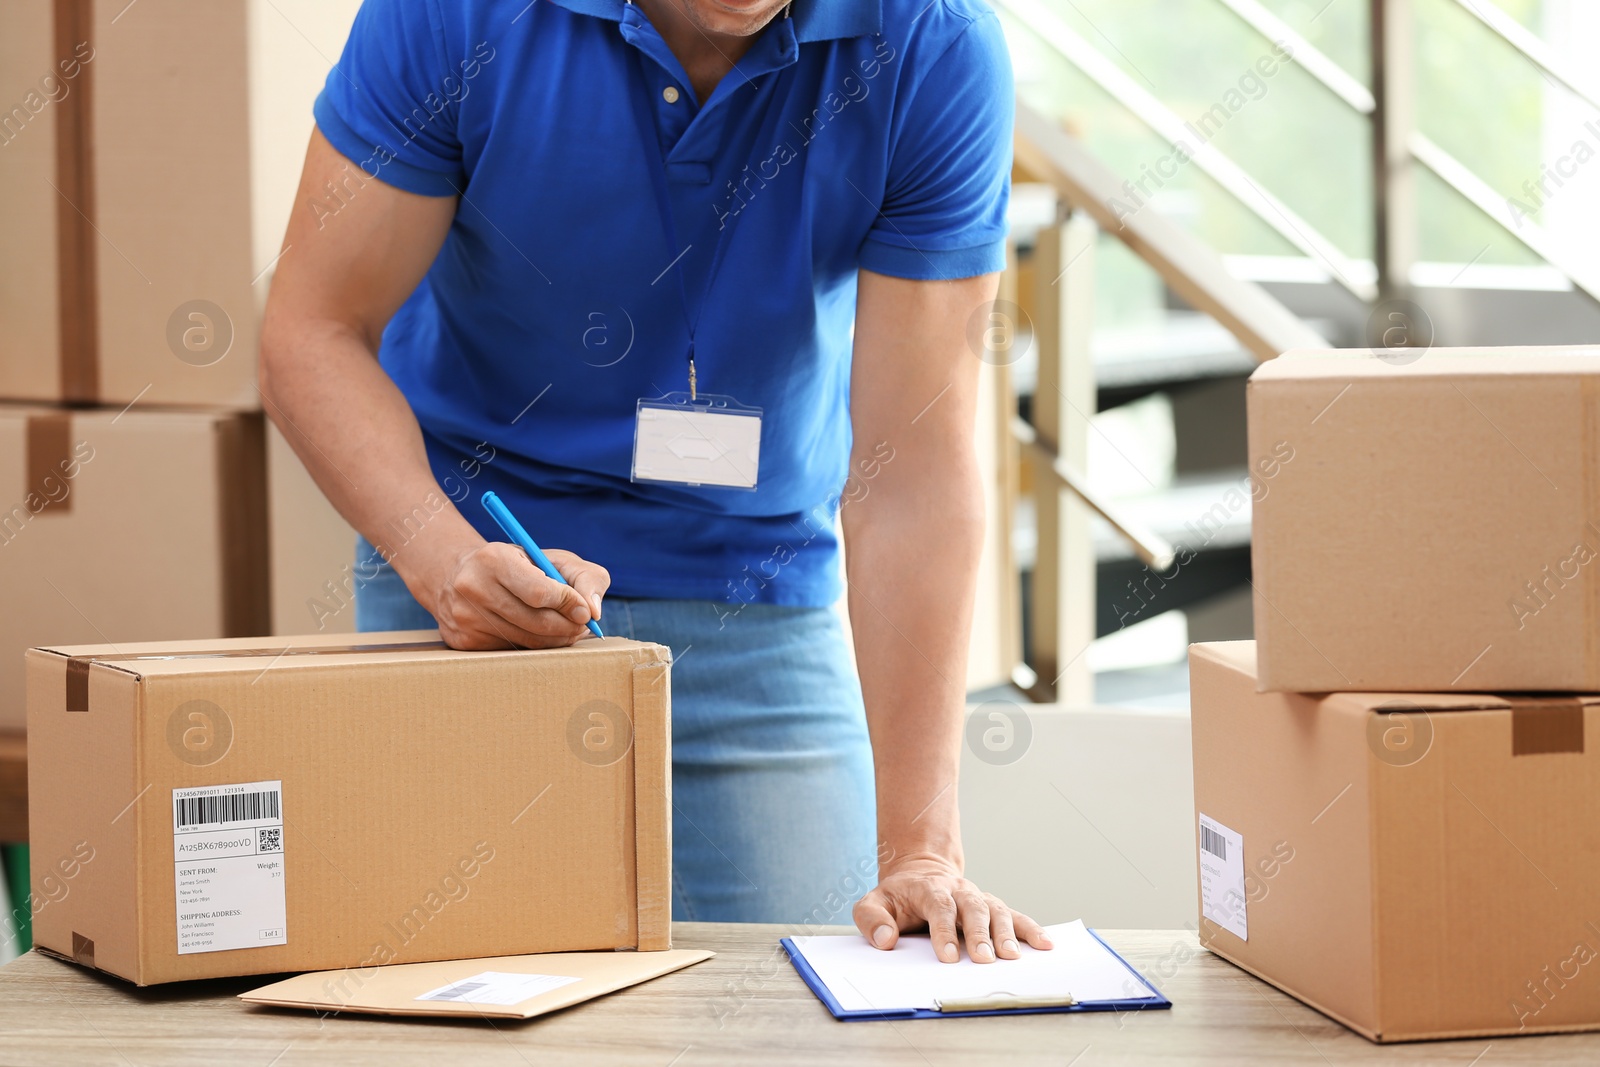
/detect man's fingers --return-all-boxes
[487,544,592,625]
[437,615,513,651]
[1011,909,1054,950]
[459,597,577,651]
[480,574,588,640]
[987,896,1020,959]
[490,573,588,636]
[440,561,583,649]
[852,893,901,951]
[954,889,993,963]
[548,550,611,620]
[444,598,522,651]
[923,889,960,963]
[434,543,606,649]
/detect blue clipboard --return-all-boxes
[780,929,1172,1021]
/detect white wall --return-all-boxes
[1540,0,1600,281]
[247,0,363,291]
[959,704,1198,929]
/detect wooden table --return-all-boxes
[1,924,1596,1065]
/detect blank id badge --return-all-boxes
[632,393,762,490]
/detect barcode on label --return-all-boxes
[423,981,488,1002]
[174,790,280,829]
[1200,825,1228,860]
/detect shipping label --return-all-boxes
[173,780,287,954]
[1198,813,1247,940]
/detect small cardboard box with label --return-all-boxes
[26,630,672,985]
[1248,345,1600,693]
[1190,641,1600,1042]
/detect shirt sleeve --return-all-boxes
[858,12,1014,281]
[312,0,465,196]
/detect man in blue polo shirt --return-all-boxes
[261,0,1051,964]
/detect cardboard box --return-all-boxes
[1190,640,1600,1042]
[0,0,253,406]
[0,0,362,408]
[0,404,269,730]
[1249,346,1600,692]
[27,630,673,985]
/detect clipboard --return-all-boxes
[781,923,1172,1021]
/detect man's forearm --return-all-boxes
[259,130,483,617]
[844,455,985,868]
[259,317,482,614]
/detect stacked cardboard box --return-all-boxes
[0,405,269,731]
[1191,346,1600,1041]
[0,0,366,730]
[0,0,256,408]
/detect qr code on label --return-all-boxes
[258,827,282,853]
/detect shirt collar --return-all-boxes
[543,0,883,42]
[791,1,882,42]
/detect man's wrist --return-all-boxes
[876,778,965,875]
[878,847,964,878]
[877,831,964,876]
[383,513,483,615]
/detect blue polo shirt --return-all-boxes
[314,0,1012,607]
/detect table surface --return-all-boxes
[2,924,1597,1065]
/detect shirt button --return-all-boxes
[662,85,681,104]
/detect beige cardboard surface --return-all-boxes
[0,1,364,408]
[90,0,256,407]
[27,631,673,985]
[1249,346,1600,692]
[0,2,63,393]
[241,947,714,1019]
[0,404,269,731]
[1191,641,1600,1042]
[0,2,259,407]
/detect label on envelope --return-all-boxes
[416,971,581,1006]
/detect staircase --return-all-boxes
[972,0,1600,707]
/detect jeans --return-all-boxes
[353,538,878,924]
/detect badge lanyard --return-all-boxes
[622,27,791,490]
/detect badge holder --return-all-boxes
[632,392,763,490]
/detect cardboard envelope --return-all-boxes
[240,948,714,1020]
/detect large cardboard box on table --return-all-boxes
[0,404,269,730]
[1249,346,1600,692]
[1190,641,1600,1042]
[26,630,673,985]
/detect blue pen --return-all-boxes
[481,491,604,638]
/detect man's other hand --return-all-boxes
[852,854,1054,963]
